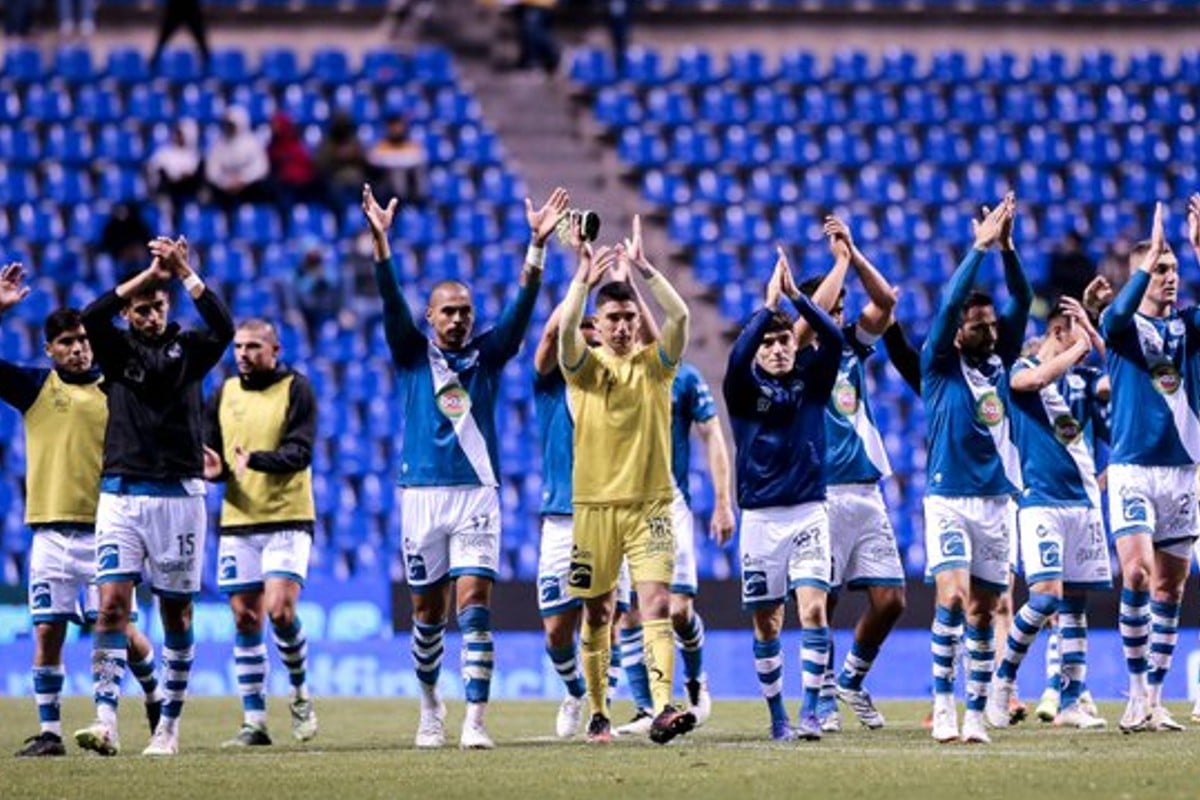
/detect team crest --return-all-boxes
[833,379,858,416]
[1052,414,1082,445]
[30,582,51,609]
[435,385,471,420]
[975,391,1005,427]
[1151,364,1181,395]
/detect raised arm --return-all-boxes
[559,244,616,373]
[793,239,851,348]
[832,216,898,336]
[363,183,425,364]
[995,200,1034,364]
[723,307,773,411]
[626,215,688,364]
[245,374,317,474]
[0,263,49,413]
[151,237,234,371]
[1101,202,1163,337]
[1010,335,1091,393]
[882,317,922,394]
[534,302,565,376]
[791,290,845,382]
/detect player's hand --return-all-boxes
[1149,200,1166,259]
[765,252,785,310]
[0,262,31,312]
[362,183,398,240]
[1058,296,1102,353]
[972,193,1014,251]
[610,241,632,283]
[147,237,190,278]
[775,245,800,300]
[623,214,655,277]
[1188,193,1200,252]
[526,187,569,247]
[1081,275,1113,316]
[233,445,250,477]
[710,503,735,547]
[573,243,616,288]
[823,215,854,252]
[202,446,223,481]
[999,193,1017,250]
[828,230,852,265]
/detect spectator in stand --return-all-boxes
[147,120,203,214]
[514,0,560,75]
[149,0,211,72]
[99,202,154,273]
[314,111,369,211]
[268,112,327,211]
[293,238,342,334]
[58,0,95,37]
[206,107,272,211]
[4,0,36,39]
[606,0,635,74]
[367,115,427,206]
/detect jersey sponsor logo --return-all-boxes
[98,543,120,572]
[1038,541,1061,568]
[50,385,72,412]
[742,570,768,598]
[939,530,966,558]
[1121,494,1148,523]
[833,379,859,416]
[219,554,237,581]
[405,553,427,582]
[538,575,561,604]
[122,362,145,384]
[30,581,52,609]
[1152,364,1182,395]
[567,561,592,590]
[435,385,472,420]
[974,391,1005,427]
[165,342,183,360]
[1052,414,1082,445]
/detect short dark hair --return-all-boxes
[763,310,795,335]
[596,281,637,307]
[119,268,170,304]
[962,290,994,317]
[44,308,83,343]
[1046,296,1071,324]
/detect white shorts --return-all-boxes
[1017,505,1112,590]
[95,493,207,598]
[827,484,905,591]
[217,530,312,594]
[537,515,580,617]
[923,495,1013,593]
[1107,464,1199,557]
[671,490,698,596]
[739,502,831,607]
[400,486,500,592]
[28,529,99,624]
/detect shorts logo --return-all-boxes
[1076,546,1105,565]
[539,575,561,604]
[939,531,966,558]
[406,554,427,582]
[833,379,858,416]
[646,515,674,556]
[1052,414,1082,445]
[1152,364,1181,395]
[567,562,592,590]
[219,555,237,582]
[1122,495,1148,523]
[743,570,768,598]
[1038,541,1061,568]
[435,385,471,420]
[98,544,119,572]
[975,391,1005,427]
[30,582,52,610]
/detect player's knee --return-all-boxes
[876,588,906,621]
[266,600,295,629]
[545,621,575,650]
[668,599,693,631]
[583,601,612,629]
[234,606,263,633]
[96,597,130,632]
[752,608,783,641]
[1122,561,1152,591]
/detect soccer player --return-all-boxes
[986,298,1111,730]
[0,265,163,757]
[203,319,319,747]
[558,215,693,744]
[364,183,564,749]
[725,244,845,741]
[74,236,234,756]
[1101,200,1200,733]
[795,217,905,732]
[922,194,1032,744]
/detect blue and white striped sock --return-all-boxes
[272,618,309,698]
[1119,588,1150,697]
[753,637,788,726]
[547,644,586,699]
[837,641,879,692]
[161,629,195,733]
[128,647,163,704]
[1147,599,1182,706]
[997,592,1056,682]
[1058,595,1088,709]
[459,605,494,704]
[412,620,445,704]
[235,631,269,726]
[1044,627,1062,693]
[931,605,964,701]
[619,626,653,711]
[964,624,994,713]
[92,630,128,729]
[800,627,830,717]
[675,612,705,684]
[33,665,65,736]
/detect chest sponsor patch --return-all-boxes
[833,379,858,416]
[1152,364,1181,395]
[975,390,1005,427]
[436,385,472,420]
[1052,413,1082,445]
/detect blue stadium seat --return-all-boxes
[4,46,41,83]
[361,48,409,83]
[210,48,250,85]
[54,45,95,83]
[311,48,352,85]
[155,49,203,83]
[260,48,301,84]
[107,47,150,84]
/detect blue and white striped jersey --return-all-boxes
[825,325,891,485]
[671,362,717,506]
[534,368,574,516]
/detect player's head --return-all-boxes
[595,281,640,356]
[120,269,171,340]
[43,308,92,374]
[799,275,845,327]
[1131,239,1178,308]
[955,291,997,359]
[755,311,798,377]
[1045,301,1074,348]
[234,319,280,376]
[581,314,601,348]
[426,279,474,350]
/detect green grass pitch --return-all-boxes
[3,698,1199,800]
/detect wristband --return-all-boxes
[182,274,204,293]
[525,243,545,269]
